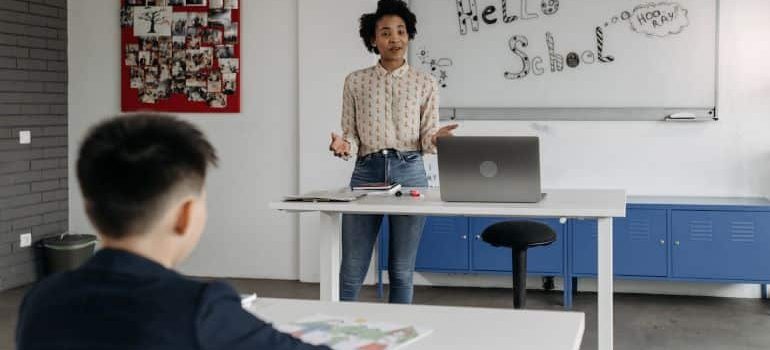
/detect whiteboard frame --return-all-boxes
[410,0,720,122]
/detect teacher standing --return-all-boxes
[328,0,458,304]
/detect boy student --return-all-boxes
[16,115,327,350]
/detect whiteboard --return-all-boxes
[409,0,718,120]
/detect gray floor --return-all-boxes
[2,279,769,350]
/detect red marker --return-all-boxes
[410,189,421,197]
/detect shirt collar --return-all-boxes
[81,248,178,278]
[375,60,409,78]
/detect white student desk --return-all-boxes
[270,188,626,350]
[246,297,585,350]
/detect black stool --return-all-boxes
[481,221,557,309]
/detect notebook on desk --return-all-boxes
[283,190,366,202]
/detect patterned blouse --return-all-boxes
[341,61,439,157]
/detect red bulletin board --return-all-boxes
[120,0,240,113]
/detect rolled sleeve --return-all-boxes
[341,76,360,157]
[419,77,440,154]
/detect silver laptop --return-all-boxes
[437,136,544,203]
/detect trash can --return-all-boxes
[42,234,98,274]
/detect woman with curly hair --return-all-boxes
[328,0,458,304]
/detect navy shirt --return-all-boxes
[16,248,329,350]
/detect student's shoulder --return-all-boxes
[21,271,70,305]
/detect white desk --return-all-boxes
[247,297,585,350]
[270,188,626,350]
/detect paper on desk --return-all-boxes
[276,314,432,350]
[240,293,258,307]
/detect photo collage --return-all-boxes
[121,0,239,111]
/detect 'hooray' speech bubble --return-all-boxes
[629,2,689,37]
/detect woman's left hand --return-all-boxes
[431,124,459,146]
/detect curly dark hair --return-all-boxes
[359,0,417,54]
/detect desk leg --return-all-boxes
[597,217,614,350]
[319,212,342,302]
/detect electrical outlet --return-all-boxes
[19,130,31,144]
[20,233,32,248]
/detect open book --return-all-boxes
[276,314,432,350]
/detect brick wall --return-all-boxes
[0,0,67,291]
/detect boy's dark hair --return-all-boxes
[77,114,218,239]
[359,0,417,54]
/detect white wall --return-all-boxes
[67,0,770,297]
[298,0,770,297]
[297,0,378,281]
[68,0,301,279]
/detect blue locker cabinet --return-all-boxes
[671,210,770,280]
[572,208,667,277]
[380,216,469,271]
[470,217,564,274]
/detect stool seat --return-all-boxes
[481,221,556,249]
[480,220,557,309]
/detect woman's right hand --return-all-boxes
[329,132,351,159]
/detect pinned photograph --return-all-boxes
[173,49,186,60]
[172,36,186,50]
[139,37,159,51]
[185,0,207,7]
[156,80,172,99]
[222,72,236,94]
[203,28,222,45]
[223,22,237,44]
[158,36,172,51]
[208,70,222,93]
[125,44,140,66]
[134,6,172,37]
[186,72,206,87]
[125,51,138,66]
[139,84,158,104]
[138,51,152,66]
[186,86,207,102]
[125,44,140,55]
[159,64,172,82]
[172,79,186,93]
[188,12,207,27]
[209,0,223,9]
[215,44,234,59]
[185,47,212,71]
[218,58,238,73]
[208,9,231,27]
[186,30,201,49]
[120,6,134,27]
[224,0,238,9]
[130,67,144,89]
[171,59,186,79]
[172,12,187,36]
[207,93,227,108]
[144,66,159,84]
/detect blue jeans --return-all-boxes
[340,149,428,304]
